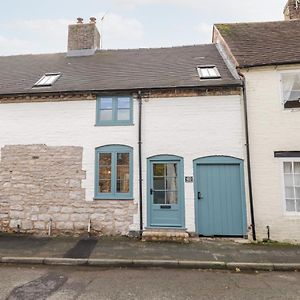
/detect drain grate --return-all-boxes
[7,272,67,300]
[63,237,98,259]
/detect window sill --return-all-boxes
[284,212,300,217]
[93,197,134,201]
[94,123,134,127]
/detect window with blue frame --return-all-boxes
[96,96,133,125]
[95,145,133,200]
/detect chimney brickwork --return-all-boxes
[67,17,100,57]
[284,0,300,20]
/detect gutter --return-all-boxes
[237,70,257,241]
[137,91,143,235]
[0,83,242,99]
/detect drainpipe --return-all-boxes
[237,70,257,241]
[137,90,143,236]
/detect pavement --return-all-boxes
[0,234,300,271]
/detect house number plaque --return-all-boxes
[185,176,193,183]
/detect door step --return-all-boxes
[142,229,189,243]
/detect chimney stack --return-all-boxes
[284,0,300,20]
[67,17,100,57]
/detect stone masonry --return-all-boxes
[0,145,137,236]
[284,0,300,20]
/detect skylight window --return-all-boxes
[197,66,221,79]
[33,73,61,87]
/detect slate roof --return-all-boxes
[215,20,300,68]
[0,44,240,96]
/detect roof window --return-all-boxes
[197,66,221,79]
[33,73,61,87]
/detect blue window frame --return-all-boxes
[95,145,133,200]
[96,96,133,126]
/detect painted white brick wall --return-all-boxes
[0,94,245,233]
[244,65,300,243]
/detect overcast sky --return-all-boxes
[0,0,287,56]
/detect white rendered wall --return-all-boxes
[0,94,246,233]
[244,65,300,243]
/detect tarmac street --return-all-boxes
[1,265,300,300]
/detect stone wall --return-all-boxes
[0,145,137,236]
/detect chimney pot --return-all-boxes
[284,0,300,20]
[90,17,97,24]
[77,17,84,24]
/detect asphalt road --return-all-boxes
[1,265,300,300]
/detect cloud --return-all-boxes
[0,35,37,56]
[2,18,70,55]
[0,13,144,55]
[96,13,144,48]
[194,23,213,44]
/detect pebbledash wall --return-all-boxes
[244,65,300,243]
[0,92,248,236]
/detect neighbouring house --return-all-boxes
[213,0,300,243]
[0,17,251,240]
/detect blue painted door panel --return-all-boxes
[148,158,184,228]
[196,162,246,236]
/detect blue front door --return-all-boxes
[148,155,184,228]
[194,156,247,236]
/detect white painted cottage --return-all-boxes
[0,17,251,240]
[213,0,300,243]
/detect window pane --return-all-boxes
[117,153,129,182]
[100,98,113,109]
[284,174,293,187]
[117,109,130,121]
[294,162,300,174]
[117,153,129,166]
[99,166,111,179]
[99,180,111,193]
[285,187,295,198]
[100,110,113,121]
[166,163,177,177]
[38,76,48,85]
[153,191,165,204]
[41,76,52,85]
[117,180,129,193]
[295,187,300,198]
[294,174,300,186]
[296,200,300,212]
[208,68,217,77]
[282,73,300,101]
[166,192,178,204]
[200,68,209,78]
[166,178,177,190]
[153,177,165,190]
[284,162,293,174]
[99,153,111,165]
[46,75,59,85]
[286,199,296,212]
[153,164,164,176]
[117,166,129,180]
[117,153,129,165]
[289,91,300,101]
[117,97,130,109]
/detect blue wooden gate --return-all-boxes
[194,156,247,236]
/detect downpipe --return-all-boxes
[237,70,257,241]
[137,90,144,237]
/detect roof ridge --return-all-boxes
[0,44,216,59]
[215,19,300,27]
